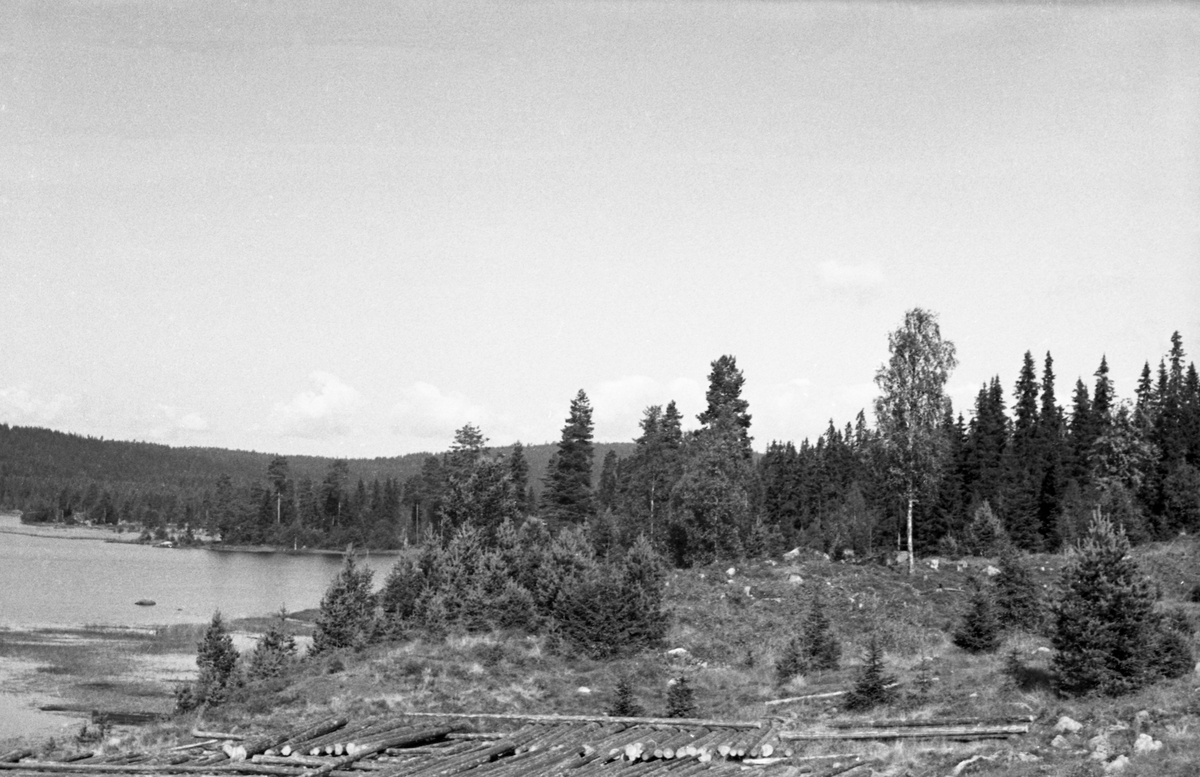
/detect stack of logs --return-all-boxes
[0,712,1030,777]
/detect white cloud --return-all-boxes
[268,372,363,439]
[589,375,703,442]
[390,381,486,441]
[140,405,212,442]
[0,385,76,424]
[818,260,885,289]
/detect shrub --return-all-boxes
[311,554,376,656]
[1052,511,1161,696]
[844,635,896,711]
[953,579,1002,653]
[665,675,697,718]
[608,675,644,717]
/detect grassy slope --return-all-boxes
[30,540,1200,776]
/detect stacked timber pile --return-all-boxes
[0,710,1031,777]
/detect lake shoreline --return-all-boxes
[1,512,405,557]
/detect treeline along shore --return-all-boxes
[3,317,1199,563]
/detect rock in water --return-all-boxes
[134,599,156,606]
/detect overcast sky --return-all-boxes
[2,1,1198,457]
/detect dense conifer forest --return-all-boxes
[3,323,1198,560]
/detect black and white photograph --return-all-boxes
[1,1,1198,774]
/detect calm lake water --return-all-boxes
[0,514,401,743]
[0,514,396,628]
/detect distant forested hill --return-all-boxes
[0,423,633,535]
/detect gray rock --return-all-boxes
[1054,715,1083,733]
[1105,755,1130,773]
[1050,735,1071,749]
[1134,733,1163,754]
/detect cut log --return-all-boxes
[399,711,760,728]
[781,723,1030,741]
[168,741,218,753]
[826,715,1033,729]
[249,716,349,759]
[296,726,458,777]
[192,729,246,741]
[0,752,33,765]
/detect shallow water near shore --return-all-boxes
[0,513,387,743]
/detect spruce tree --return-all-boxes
[247,609,297,680]
[801,587,841,671]
[953,579,1002,653]
[844,635,897,711]
[597,450,619,512]
[1035,352,1065,550]
[665,675,698,718]
[311,554,376,655]
[541,390,596,526]
[509,441,531,514]
[995,546,1042,632]
[188,610,240,708]
[608,675,644,717]
[1052,511,1160,696]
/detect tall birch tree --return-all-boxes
[873,308,957,574]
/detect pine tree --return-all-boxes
[844,635,897,711]
[1052,510,1160,696]
[697,355,752,450]
[664,675,698,718]
[541,390,596,526]
[608,675,644,717]
[953,579,1002,653]
[311,554,376,655]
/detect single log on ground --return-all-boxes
[781,723,1030,741]
[399,711,760,728]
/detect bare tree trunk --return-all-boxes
[906,496,914,576]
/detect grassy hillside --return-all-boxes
[18,539,1197,775]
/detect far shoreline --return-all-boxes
[1,511,406,557]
